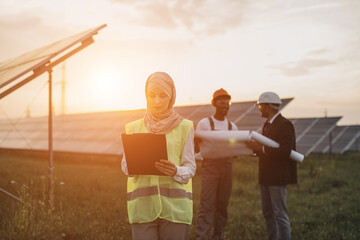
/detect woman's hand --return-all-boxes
[155,159,177,177]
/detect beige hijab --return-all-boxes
[144,72,183,134]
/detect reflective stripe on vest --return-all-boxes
[125,118,193,225]
[127,186,158,201]
[127,186,193,201]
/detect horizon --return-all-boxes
[0,98,345,124]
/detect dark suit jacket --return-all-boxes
[258,114,297,186]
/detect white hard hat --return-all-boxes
[257,92,282,105]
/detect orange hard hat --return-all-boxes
[211,88,231,104]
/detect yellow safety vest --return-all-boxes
[125,118,194,225]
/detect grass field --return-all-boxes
[0,152,359,240]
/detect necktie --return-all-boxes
[262,121,270,135]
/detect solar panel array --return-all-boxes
[0,99,291,155]
[0,99,359,157]
[312,125,360,154]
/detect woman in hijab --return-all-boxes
[121,72,196,240]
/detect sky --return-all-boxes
[0,0,359,125]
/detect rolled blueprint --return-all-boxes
[195,130,252,159]
[249,131,304,163]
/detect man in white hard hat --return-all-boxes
[195,88,238,240]
[246,92,297,240]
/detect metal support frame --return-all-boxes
[0,38,95,205]
[48,70,54,205]
[60,63,66,115]
[0,187,32,207]
[328,131,332,156]
[0,25,106,205]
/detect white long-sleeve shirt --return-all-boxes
[121,128,196,184]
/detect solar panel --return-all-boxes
[290,117,342,156]
[347,131,360,152]
[314,125,360,154]
[0,24,106,99]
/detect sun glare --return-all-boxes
[85,68,145,112]
[87,69,120,110]
[97,72,115,94]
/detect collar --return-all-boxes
[269,112,280,124]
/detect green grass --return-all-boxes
[0,152,359,240]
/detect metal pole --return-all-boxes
[0,187,32,208]
[329,131,332,160]
[329,131,332,154]
[48,70,54,206]
[61,62,66,115]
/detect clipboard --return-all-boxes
[121,133,168,175]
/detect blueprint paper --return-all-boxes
[249,131,304,163]
[195,130,253,159]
